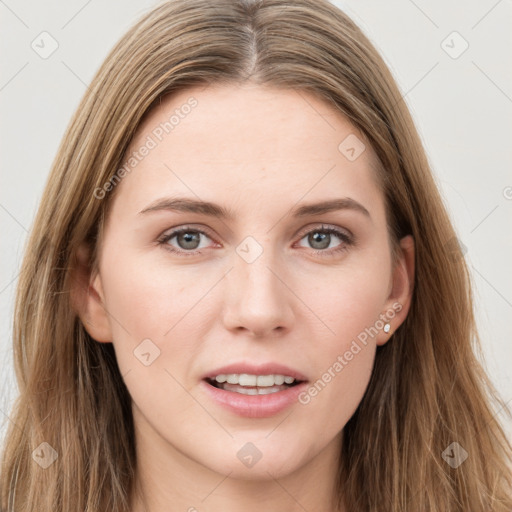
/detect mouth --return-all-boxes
[200,365,309,418]
[204,373,304,395]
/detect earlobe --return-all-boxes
[69,243,113,343]
[377,234,415,346]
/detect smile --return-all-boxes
[206,373,301,395]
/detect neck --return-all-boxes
[129,412,345,512]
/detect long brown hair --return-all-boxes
[1,0,511,510]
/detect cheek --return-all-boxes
[296,301,379,442]
[296,344,376,448]
[295,251,390,344]
[101,259,216,435]
[101,241,212,334]
[293,256,390,429]
[99,247,219,383]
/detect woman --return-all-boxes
[1,0,511,510]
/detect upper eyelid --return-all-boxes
[295,223,353,239]
[159,224,217,241]
[159,223,353,245]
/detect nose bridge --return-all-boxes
[223,234,293,335]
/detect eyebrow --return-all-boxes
[138,196,371,220]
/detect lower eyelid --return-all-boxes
[160,229,213,249]
[158,226,353,254]
[296,231,352,251]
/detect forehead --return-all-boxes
[130,83,375,163]
[106,83,383,224]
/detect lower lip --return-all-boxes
[200,380,309,418]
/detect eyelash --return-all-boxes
[156,224,354,258]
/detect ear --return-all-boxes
[376,234,415,346]
[69,242,113,343]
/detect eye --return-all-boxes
[157,226,216,256]
[157,224,354,258]
[295,224,354,257]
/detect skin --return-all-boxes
[72,83,414,512]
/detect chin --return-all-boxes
[193,433,316,480]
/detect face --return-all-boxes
[77,83,413,481]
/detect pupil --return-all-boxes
[310,232,330,250]
[178,232,200,250]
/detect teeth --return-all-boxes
[221,383,289,395]
[257,385,283,395]
[226,374,238,384]
[274,375,285,385]
[213,373,297,387]
[256,375,274,386]
[239,374,257,386]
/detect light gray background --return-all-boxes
[1,0,511,444]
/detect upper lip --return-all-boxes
[202,362,308,382]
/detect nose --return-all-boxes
[222,246,295,338]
